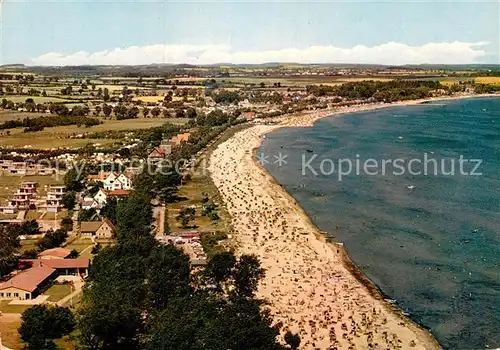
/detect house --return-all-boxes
[45,185,66,213]
[39,247,72,260]
[22,258,90,277]
[148,147,167,161]
[103,172,132,191]
[169,132,191,146]
[87,172,133,191]
[34,259,89,276]
[0,266,55,300]
[94,188,130,206]
[80,198,100,210]
[80,218,116,239]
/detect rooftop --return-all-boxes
[39,247,72,259]
[0,266,55,292]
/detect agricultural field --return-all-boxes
[475,76,500,85]
[1,95,76,103]
[210,75,393,87]
[0,117,188,149]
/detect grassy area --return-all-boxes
[0,300,31,314]
[63,237,94,257]
[0,314,21,349]
[25,210,42,220]
[20,238,39,252]
[0,175,22,205]
[0,117,189,149]
[1,95,76,103]
[45,283,73,302]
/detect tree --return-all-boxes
[175,109,185,118]
[78,208,98,222]
[62,191,76,210]
[116,191,154,244]
[100,197,118,225]
[234,254,265,298]
[151,107,161,118]
[19,220,41,235]
[64,167,84,192]
[113,104,127,119]
[103,88,110,102]
[0,225,21,278]
[143,107,150,118]
[186,107,197,119]
[146,245,191,309]
[20,305,75,350]
[36,229,68,250]
[284,332,301,349]
[60,217,73,232]
[102,103,112,118]
[176,207,195,228]
[204,251,236,290]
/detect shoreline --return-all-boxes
[208,94,498,349]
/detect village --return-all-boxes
[0,124,225,339]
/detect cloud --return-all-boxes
[31,41,490,66]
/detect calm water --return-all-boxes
[260,97,500,350]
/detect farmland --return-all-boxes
[0,117,189,148]
[475,76,500,85]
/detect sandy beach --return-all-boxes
[207,97,487,349]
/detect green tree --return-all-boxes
[284,331,301,349]
[60,217,74,232]
[176,207,195,228]
[78,208,98,222]
[146,245,191,309]
[0,225,21,278]
[100,197,118,225]
[64,167,85,192]
[20,305,75,350]
[102,103,112,118]
[62,191,76,210]
[36,229,68,250]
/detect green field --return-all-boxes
[45,284,73,302]
[2,95,76,103]
[0,117,188,149]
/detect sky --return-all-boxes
[0,0,499,66]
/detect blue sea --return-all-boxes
[259,97,500,350]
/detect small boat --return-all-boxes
[306,149,314,153]
[406,185,416,190]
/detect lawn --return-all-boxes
[0,300,31,314]
[63,237,94,257]
[45,283,73,302]
[20,238,39,253]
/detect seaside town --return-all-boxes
[1,1,500,348]
[0,62,498,349]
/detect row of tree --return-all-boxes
[0,114,101,131]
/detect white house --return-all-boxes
[100,172,133,191]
